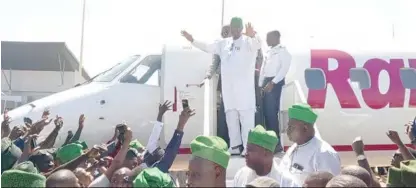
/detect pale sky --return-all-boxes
[1,0,415,77]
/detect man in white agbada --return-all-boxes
[181,17,261,156]
[278,103,341,187]
[233,125,280,187]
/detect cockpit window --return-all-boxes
[93,55,140,82]
[120,55,161,86]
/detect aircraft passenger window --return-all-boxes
[304,68,327,90]
[349,68,371,89]
[120,55,161,86]
[400,68,416,89]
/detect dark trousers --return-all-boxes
[262,77,285,151]
[255,75,265,126]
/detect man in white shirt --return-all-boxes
[278,103,341,187]
[259,30,292,153]
[233,125,280,186]
[181,17,262,156]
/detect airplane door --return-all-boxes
[161,45,214,146]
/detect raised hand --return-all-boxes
[35,109,53,127]
[352,136,365,155]
[24,117,33,128]
[181,30,194,42]
[53,115,64,129]
[30,116,53,135]
[386,130,404,146]
[159,101,172,115]
[25,134,39,152]
[42,109,50,119]
[177,108,196,130]
[123,127,133,144]
[9,126,25,140]
[157,101,172,122]
[79,114,85,129]
[243,22,256,37]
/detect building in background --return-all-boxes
[1,41,90,112]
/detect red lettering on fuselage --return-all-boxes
[308,50,359,108]
[308,50,415,109]
[362,58,405,109]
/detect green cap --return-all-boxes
[401,160,416,186]
[288,103,318,124]
[56,143,83,164]
[387,160,416,187]
[248,125,278,152]
[1,169,46,187]
[388,167,404,187]
[133,167,175,187]
[230,17,243,28]
[190,135,230,168]
[130,139,144,150]
[73,140,88,150]
[13,161,38,174]
[126,148,139,159]
[1,138,22,173]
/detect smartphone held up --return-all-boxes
[116,124,127,144]
[182,99,189,109]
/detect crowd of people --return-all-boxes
[1,101,416,187]
[2,16,416,187]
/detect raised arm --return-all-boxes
[38,116,64,149]
[153,108,195,173]
[146,101,172,153]
[69,114,85,143]
[352,137,382,187]
[387,130,415,160]
[181,30,220,54]
[243,23,262,51]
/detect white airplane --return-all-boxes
[2,42,416,176]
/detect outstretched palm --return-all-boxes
[181,30,194,42]
[159,100,172,115]
[243,22,256,37]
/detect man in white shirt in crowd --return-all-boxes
[233,125,280,186]
[259,30,291,153]
[181,17,262,156]
[278,103,341,187]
